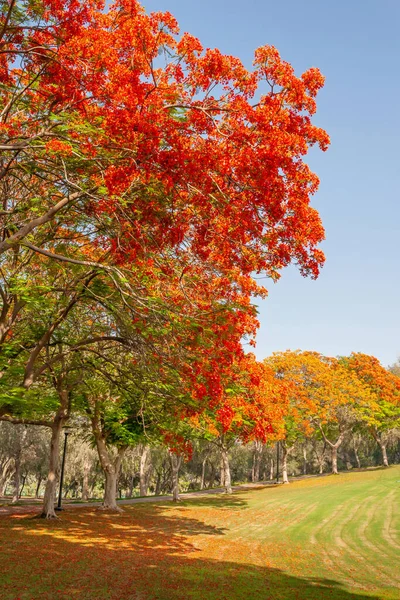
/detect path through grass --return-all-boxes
[0,466,399,599]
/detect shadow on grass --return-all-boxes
[0,503,386,600]
[179,493,248,509]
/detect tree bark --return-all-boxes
[269,457,274,480]
[96,437,126,510]
[0,458,13,496]
[139,445,150,497]
[41,417,64,519]
[281,441,294,484]
[331,445,339,474]
[303,445,307,475]
[220,445,232,494]
[41,417,64,518]
[381,443,389,467]
[170,452,181,502]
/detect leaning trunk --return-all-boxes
[41,418,64,518]
[221,445,232,494]
[170,452,181,502]
[380,443,389,467]
[19,474,26,498]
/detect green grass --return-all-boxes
[0,466,399,599]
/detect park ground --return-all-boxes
[0,466,399,600]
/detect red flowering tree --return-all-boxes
[189,354,289,493]
[0,0,329,512]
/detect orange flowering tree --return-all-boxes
[342,353,400,467]
[188,354,289,493]
[264,352,317,483]
[266,351,375,475]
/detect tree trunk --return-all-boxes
[380,443,389,467]
[19,474,26,498]
[200,457,207,490]
[303,446,307,475]
[170,452,181,502]
[139,445,150,497]
[281,441,294,484]
[269,457,274,480]
[41,418,64,518]
[221,445,232,494]
[11,457,21,504]
[208,462,216,489]
[103,468,119,510]
[370,428,389,467]
[35,475,42,499]
[0,458,13,496]
[220,458,225,488]
[331,445,339,474]
[128,475,135,498]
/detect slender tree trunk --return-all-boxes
[303,446,307,475]
[11,458,21,503]
[220,458,225,488]
[128,475,135,498]
[380,443,389,467]
[19,474,26,498]
[200,457,207,490]
[139,445,150,497]
[269,457,274,480]
[170,452,181,502]
[220,445,232,494]
[281,441,294,484]
[100,447,126,510]
[320,429,343,476]
[208,463,216,489]
[35,475,42,499]
[41,417,64,518]
[155,470,162,496]
[370,428,389,467]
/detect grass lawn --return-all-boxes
[1,466,399,600]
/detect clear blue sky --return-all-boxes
[143,0,400,368]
